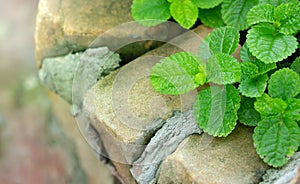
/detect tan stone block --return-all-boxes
[83,25,213,183]
[35,0,185,68]
[158,125,268,184]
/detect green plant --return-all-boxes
[143,1,300,167]
[131,0,265,29]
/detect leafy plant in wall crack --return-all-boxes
[131,0,300,167]
[132,0,262,29]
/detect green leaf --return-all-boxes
[240,61,259,79]
[206,53,241,85]
[247,4,275,26]
[291,57,300,76]
[198,36,211,61]
[240,43,257,62]
[198,5,225,28]
[194,85,240,137]
[192,0,223,9]
[131,0,171,26]
[238,96,261,126]
[274,2,300,34]
[239,74,268,98]
[222,0,259,30]
[268,68,300,100]
[240,44,277,75]
[252,60,277,77]
[246,23,298,64]
[170,0,198,29]
[285,98,300,121]
[208,27,240,55]
[259,0,298,7]
[150,52,205,95]
[253,115,300,167]
[254,94,287,117]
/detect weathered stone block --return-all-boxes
[158,125,268,184]
[83,25,212,183]
[39,47,120,107]
[35,0,185,67]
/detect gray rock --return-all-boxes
[260,152,300,184]
[130,110,202,184]
[39,47,120,107]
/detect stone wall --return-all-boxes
[35,0,300,183]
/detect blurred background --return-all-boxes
[0,0,106,183]
[0,0,62,183]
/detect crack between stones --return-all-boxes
[130,110,203,184]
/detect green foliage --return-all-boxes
[259,0,298,6]
[150,52,205,95]
[246,2,300,64]
[208,27,240,55]
[246,23,298,64]
[291,57,300,76]
[198,5,225,28]
[247,4,275,26]
[131,0,171,26]
[255,94,287,118]
[268,68,300,100]
[238,44,276,98]
[221,0,259,30]
[248,2,300,35]
[240,44,276,77]
[238,97,260,126]
[239,74,268,98]
[253,115,300,167]
[170,0,198,29]
[254,70,300,167]
[131,0,300,35]
[194,85,240,137]
[285,98,300,121]
[134,0,300,168]
[192,0,223,9]
[274,2,300,35]
[206,53,241,85]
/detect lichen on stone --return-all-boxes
[39,47,121,109]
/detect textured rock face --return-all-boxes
[35,0,131,65]
[83,67,197,183]
[83,59,197,161]
[158,125,268,184]
[39,47,120,108]
[35,0,185,67]
[48,91,114,184]
[130,110,202,184]
[260,152,300,184]
[82,25,212,183]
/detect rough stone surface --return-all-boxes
[83,61,197,163]
[82,25,212,183]
[130,110,202,184]
[39,47,120,106]
[48,91,114,184]
[292,167,300,184]
[260,152,300,184]
[158,125,268,184]
[35,0,185,67]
